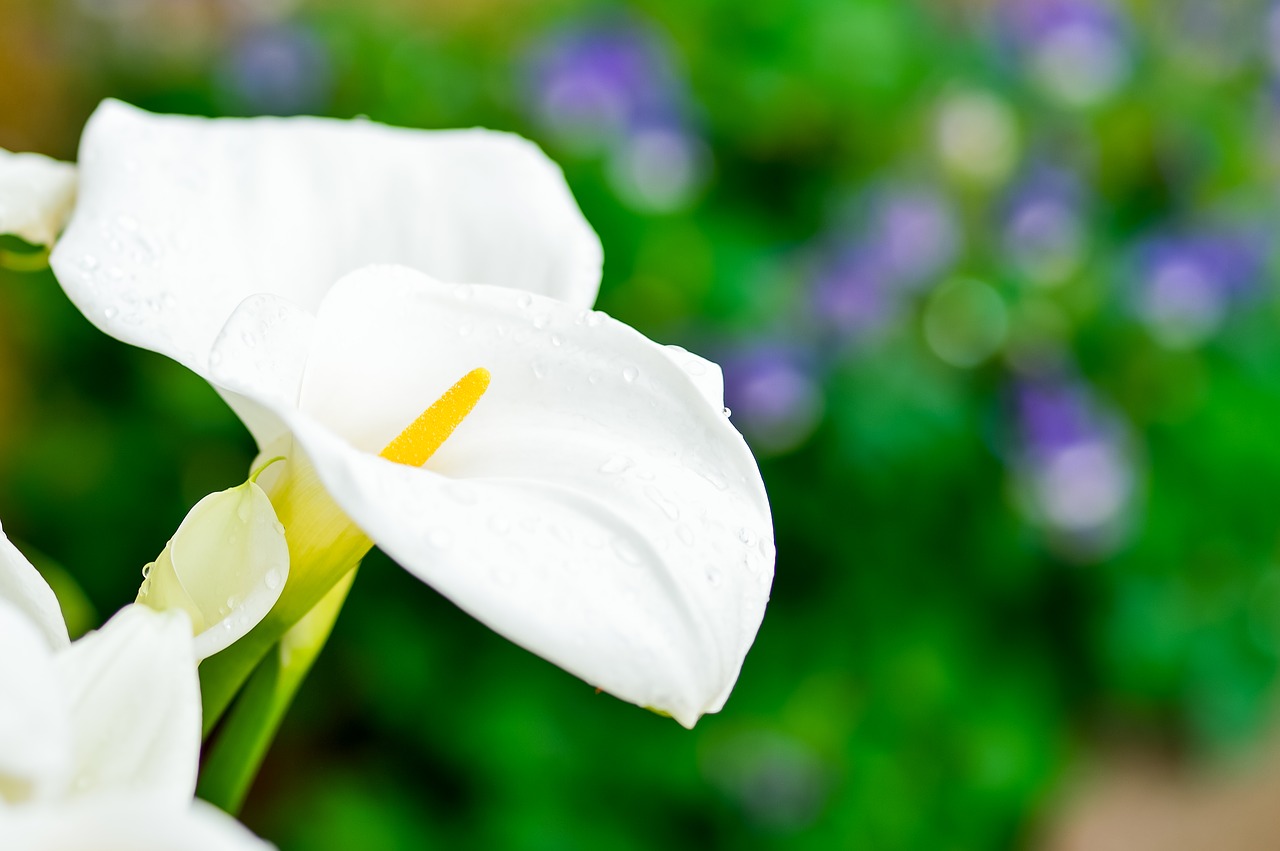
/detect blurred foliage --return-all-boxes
[5,0,1280,848]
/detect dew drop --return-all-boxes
[622,366,639,383]
[676,524,695,546]
[550,333,562,347]
[722,407,733,417]
[103,306,117,319]
[532,314,549,330]
[645,484,680,520]
[599,455,633,474]
[684,358,707,376]
[585,311,604,327]
[141,563,152,579]
[226,595,238,611]
[738,527,757,547]
[701,469,729,491]
[452,284,473,301]
[80,254,99,271]
[705,566,723,587]
[517,293,533,309]
[264,569,282,590]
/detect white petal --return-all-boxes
[54,605,200,801]
[50,99,602,378]
[0,149,76,247]
[137,480,289,659]
[210,293,315,449]
[0,520,69,650]
[0,600,72,803]
[664,344,726,410]
[212,266,774,727]
[0,795,274,850]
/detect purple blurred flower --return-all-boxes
[1001,166,1087,286]
[217,23,330,115]
[1269,3,1280,73]
[1133,230,1263,348]
[721,345,824,456]
[527,22,685,151]
[864,186,960,291]
[1010,376,1137,557]
[997,0,1131,107]
[809,184,960,344]
[527,20,709,212]
[810,247,897,339]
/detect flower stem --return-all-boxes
[197,568,357,814]
[0,246,51,272]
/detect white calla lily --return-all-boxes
[47,101,774,727]
[0,533,271,849]
[0,519,69,650]
[51,99,603,387]
[0,148,76,247]
[214,267,774,726]
[137,476,290,660]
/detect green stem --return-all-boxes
[0,247,51,272]
[200,453,373,734]
[197,568,357,814]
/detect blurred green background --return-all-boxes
[5,0,1280,847]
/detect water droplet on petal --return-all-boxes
[645,484,680,520]
[264,569,282,590]
[722,407,733,417]
[517,293,533,309]
[622,366,639,383]
[599,455,633,474]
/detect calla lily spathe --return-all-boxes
[137,476,290,659]
[45,100,774,727]
[0,148,76,247]
[0,523,271,850]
